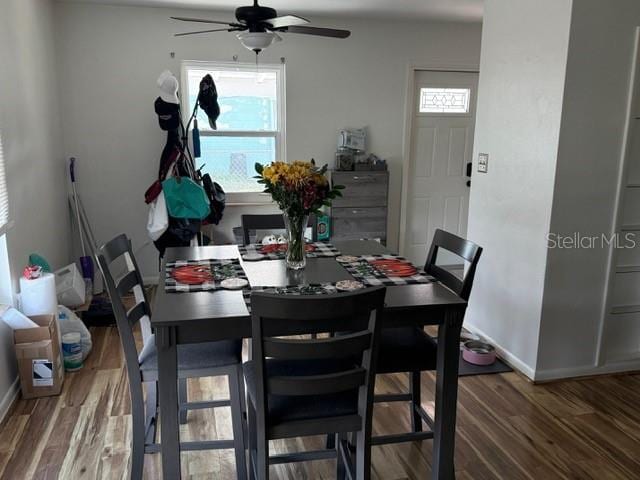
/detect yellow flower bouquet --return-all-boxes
[255,160,344,269]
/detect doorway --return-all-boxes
[401,70,479,266]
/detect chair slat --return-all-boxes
[267,414,363,440]
[116,270,139,297]
[429,229,481,263]
[251,289,382,322]
[267,368,366,396]
[427,265,463,296]
[263,332,371,360]
[100,234,131,265]
[127,302,148,326]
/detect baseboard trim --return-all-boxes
[464,324,640,382]
[0,377,20,425]
[463,323,536,380]
[533,358,640,382]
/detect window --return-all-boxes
[0,133,11,305]
[419,87,470,113]
[181,61,285,203]
[0,133,8,234]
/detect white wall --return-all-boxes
[465,0,572,378]
[0,0,71,416]
[537,0,640,377]
[467,0,640,381]
[54,1,482,277]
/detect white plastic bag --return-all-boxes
[147,190,169,241]
[58,305,92,360]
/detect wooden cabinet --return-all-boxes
[330,171,389,244]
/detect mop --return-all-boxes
[78,193,104,294]
[69,158,94,284]
[66,192,113,322]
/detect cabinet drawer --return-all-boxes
[332,233,387,242]
[332,171,389,187]
[331,171,388,207]
[333,216,386,239]
[332,207,387,219]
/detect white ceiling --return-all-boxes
[62,0,484,22]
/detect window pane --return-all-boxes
[187,68,278,131]
[199,136,275,193]
[419,88,470,113]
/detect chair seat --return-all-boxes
[243,359,359,424]
[139,335,242,375]
[376,327,438,374]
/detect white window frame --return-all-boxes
[416,81,477,119]
[0,132,9,237]
[180,60,286,205]
[418,87,471,114]
[0,234,12,305]
[0,132,12,305]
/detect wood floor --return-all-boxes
[1,325,640,479]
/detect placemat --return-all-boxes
[165,258,248,293]
[339,254,434,286]
[242,283,338,312]
[239,242,341,261]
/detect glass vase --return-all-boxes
[283,213,308,270]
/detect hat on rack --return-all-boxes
[157,70,180,104]
[154,97,180,131]
[197,74,220,130]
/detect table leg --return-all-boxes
[156,326,181,479]
[432,308,463,480]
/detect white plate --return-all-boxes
[335,280,364,291]
[335,255,360,263]
[220,278,249,290]
[242,253,266,261]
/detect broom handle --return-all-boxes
[69,158,87,257]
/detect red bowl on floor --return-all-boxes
[462,340,496,366]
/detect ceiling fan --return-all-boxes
[172,0,351,54]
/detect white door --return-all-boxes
[402,70,478,267]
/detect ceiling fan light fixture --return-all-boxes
[172,2,351,43]
[236,31,279,52]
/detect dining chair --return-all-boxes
[96,234,247,480]
[241,213,317,245]
[372,229,482,446]
[244,286,386,480]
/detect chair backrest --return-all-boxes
[250,286,386,433]
[96,234,152,375]
[241,213,317,245]
[424,229,483,301]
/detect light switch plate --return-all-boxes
[478,153,489,173]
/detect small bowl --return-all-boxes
[220,278,249,290]
[462,340,496,366]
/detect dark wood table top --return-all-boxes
[151,240,466,329]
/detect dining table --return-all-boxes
[152,239,467,480]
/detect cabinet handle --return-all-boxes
[352,175,374,182]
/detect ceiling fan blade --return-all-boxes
[175,28,239,37]
[266,15,309,29]
[171,16,240,26]
[284,25,351,39]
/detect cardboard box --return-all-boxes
[14,314,65,399]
